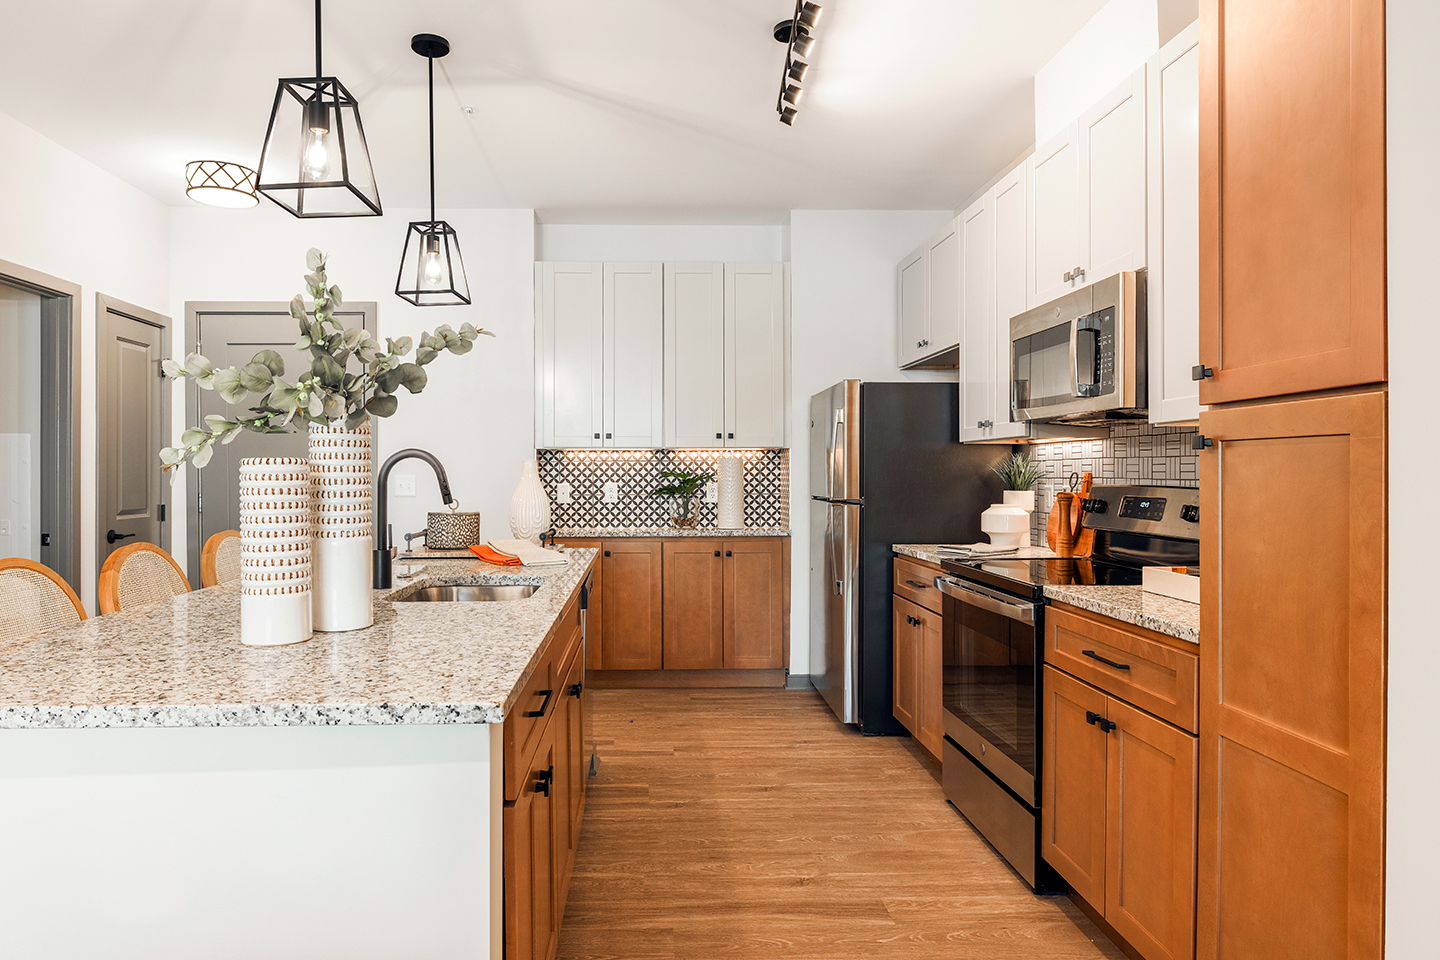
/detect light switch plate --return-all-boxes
[394,474,416,496]
[705,481,719,504]
[602,481,619,504]
[556,482,574,504]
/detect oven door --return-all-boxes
[936,576,1039,806]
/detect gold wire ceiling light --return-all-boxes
[184,161,259,208]
[773,1,821,125]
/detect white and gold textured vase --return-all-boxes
[308,421,373,631]
[238,458,312,646]
[509,458,552,544]
[716,456,745,529]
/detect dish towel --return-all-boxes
[488,538,571,567]
[470,544,522,566]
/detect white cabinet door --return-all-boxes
[536,262,603,448]
[925,218,961,360]
[604,262,664,447]
[1080,67,1148,281]
[991,166,1031,441]
[724,263,787,448]
[664,262,725,447]
[897,245,928,367]
[1147,23,1202,425]
[959,196,994,443]
[1028,122,1083,306]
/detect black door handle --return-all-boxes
[525,689,554,718]
[106,530,137,544]
[569,681,582,698]
[1085,710,1116,733]
[1082,649,1132,671]
[535,766,553,797]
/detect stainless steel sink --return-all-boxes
[394,584,539,603]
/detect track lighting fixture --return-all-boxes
[773,1,820,125]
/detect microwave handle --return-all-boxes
[1069,315,1080,399]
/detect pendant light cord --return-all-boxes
[428,55,436,224]
[315,0,323,78]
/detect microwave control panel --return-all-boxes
[1075,307,1116,398]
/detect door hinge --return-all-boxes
[158,504,166,522]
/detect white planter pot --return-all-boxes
[308,422,374,632]
[509,458,552,544]
[238,458,312,646]
[716,457,745,529]
[1002,489,1036,546]
[980,503,1031,550]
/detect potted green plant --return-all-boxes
[653,468,715,528]
[992,452,1041,513]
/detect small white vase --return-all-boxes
[980,503,1031,550]
[716,457,745,529]
[238,457,312,646]
[1002,489,1036,546]
[308,422,374,632]
[509,458,552,544]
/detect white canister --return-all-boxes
[715,457,745,529]
[238,457,313,646]
[509,458,553,544]
[980,503,1031,550]
[1002,489,1036,546]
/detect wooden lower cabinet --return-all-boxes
[598,541,663,670]
[1042,666,1110,907]
[663,540,726,669]
[724,539,786,669]
[892,597,920,734]
[891,583,942,758]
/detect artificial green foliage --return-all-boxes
[653,468,716,520]
[991,452,1042,491]
[159,248,493,473]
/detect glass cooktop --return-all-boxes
[941,556,1151,599]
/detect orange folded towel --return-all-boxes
[470,544,522,566]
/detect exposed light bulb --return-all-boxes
[303,131,332,181]
[424,249,444,285]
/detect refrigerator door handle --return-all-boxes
[828,409,844,502]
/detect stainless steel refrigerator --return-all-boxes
[809,380,1006,734]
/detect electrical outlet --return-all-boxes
[394,474,416,496]
[705,481,718,504]
[602,481,619,504]
[556,482,574,505]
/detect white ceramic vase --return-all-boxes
[716,457,745,529]
[238,458,312,646]
[980,503,1031,550]
[509,458,552,544]
[1002,489,1036,546]
[308,421,374,632]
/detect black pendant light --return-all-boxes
[256,0,382,217]
[395,34,470,307]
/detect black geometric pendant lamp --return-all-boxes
[256,0,382,217]
[395,34,470,306]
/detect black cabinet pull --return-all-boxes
[569,681,583,698]
[525,689,554,718]
[904,579,928,589]
[714,550,721,557]
[593,433,600,439]
[716,433,722,439]
[605,432,612,439]
[1085,710,1116,733]
[1192,435,1214,451]
[535,766,553,797]
[1191,364,1214,380]
[1081,649,1131,671]
[725,550,732,557]
[604,550,611,557]
[727,433,734,439]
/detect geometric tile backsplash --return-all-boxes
[1026,421,1199,543]
[537,449,789,530]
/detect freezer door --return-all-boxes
[811,499,861,723]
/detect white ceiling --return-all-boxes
[0,0,1107,221]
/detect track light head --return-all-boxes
[783,84,803,106]
[792,30,815,58]
[779,106,798,126]
[798,2,822,29]
[787,60,808,84]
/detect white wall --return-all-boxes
[1385,0,1438,952]
[169,205,535,557]
[535,223,784,262]
[1034,0,1160,145]
[0,109,171,610]
[785,209,957,676]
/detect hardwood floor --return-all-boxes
[558,687,1125,960]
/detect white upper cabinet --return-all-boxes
[604,262,664,447]
[897,245,928,367]
[989,166,1031,441]
[1080,66,1148,281]
[664,262,726,447]
[1028,122,1083,306]
[959,194,995,443]
[536,262,604,448]
[1146,23,1202,425]
[925,220,962,359]
[724,263,787,448]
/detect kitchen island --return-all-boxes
[0,548,595,960]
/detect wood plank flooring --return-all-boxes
[557,687,1125,960]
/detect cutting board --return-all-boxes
[1047,473,1094,556]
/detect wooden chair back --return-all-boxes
[0,558,87,642]
[201,530,242,587]
[98,542,192,615]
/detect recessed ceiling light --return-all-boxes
[185,161,260,208]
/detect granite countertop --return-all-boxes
[1043,584,1199,645]
[894,544,1057,565]
[555,526,790,538]
[0,549,597,730]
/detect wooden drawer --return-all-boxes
[505,591,584,801]
[1044,603,1199,733]
[894,556,943,614]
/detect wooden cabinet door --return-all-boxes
[959,195,995,443]
[662,540,724,669]
[897,245,927,367]
[553,642,585,906]
[891,596,919,733]
[599,541,662,670]
[914,602,944,758]
[1106,697,1198,960]
[556,540,602,670]
[664,262,725,447]
[1041,665,1109,907]
[1197,389,1386,960]
[603,262,664,447]
[1028,122,1082,306]
[723,263,786,448]
[1079,67,1148,281]
[536,262,603,448]
[990,164,1031,441]
[723,539,784,669]
[1147,23,1202,426]
[505,719,559,960]
[924,219,961,358]
[1198,0,1385,403]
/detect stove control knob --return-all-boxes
[1081,498,1108,515]
[1181,503,1200,523]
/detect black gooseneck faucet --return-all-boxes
[374,448,456,588]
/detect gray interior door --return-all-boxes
[97,304,167,572]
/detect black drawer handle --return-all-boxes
[1085,710,1116,733]
[604,550,611,557]
[569,681,582,698]
[725,550,732,557]
[904,580,929,589]
[714,550,721,557]
[525,689,554,718]
[1082,649,1131,671]
[535,766,553,797]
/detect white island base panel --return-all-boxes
[0,722,504,960]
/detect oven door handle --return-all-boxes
[934,576,1035,623]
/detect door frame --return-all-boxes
[96,293,173,577]
[183,301,378,583]
[0,258,81,592]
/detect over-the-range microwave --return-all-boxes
[1010,271,1147,424]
